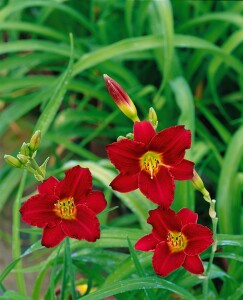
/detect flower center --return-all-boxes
[140,151,162,179]
[167,231,187,252]
[54,197,76,220]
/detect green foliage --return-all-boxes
[0,0,242,299]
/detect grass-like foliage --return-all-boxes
[0,0,243,299]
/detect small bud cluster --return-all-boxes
[4,130,49,182]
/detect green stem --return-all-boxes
[0,282,6,293]
[30,158,44,177]
[202,199,218,299]
[65,238,77,300]
[133,116,140,122]
[60,238,77,300]
[24,164,38,175]
[207,217,218,273]
[12,170,27,295]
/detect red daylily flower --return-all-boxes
[135,207,213,277]
[106,120,194,207]
[20,165,107,248]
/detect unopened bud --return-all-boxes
[148,107,158,128]
[103,74,139,122]
[17,154,30,164]
[191,170,211,200]
[29,130,41,152]
[126,133,134,140]
[117,136,126,141]
[209,207,216,219]
[20,142,30,156]
[4,155,22,168]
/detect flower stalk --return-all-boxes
[12,170,27,295]
[191,170,218,298]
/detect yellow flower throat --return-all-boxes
[54,197,76,220]
[167,231,187,252]
[140,151,162,179]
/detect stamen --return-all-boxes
[54,197,76,220]
[167,231,186,252]
[140,151,162,179]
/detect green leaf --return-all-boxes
[170,77,195,139]
[216,125,243,233]
[0,21,67,41]
[62,238,77,300]
[127,238,157,300]
[151,0,174,91]
[80,277,195,300]
[34,33,74,136]
[104,252,152,285]
[196,102,231,144]
[0,291,32,300]
[217,234,243,247]
[0,0,94,33]
[179,12,243,31]
[0,240,43,285]
[0,169,22,212]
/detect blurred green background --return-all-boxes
[0,0,242,299]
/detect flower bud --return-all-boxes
[29,130,41,152]
[209,207,216,219]
[148,107,158,128]
[126,133,134,140]
[4,155,22,168]
[103,74,139,122]
[117,136,126,141]
[191,170,211,201]
[20,142,30,156]
[17,154,30,165]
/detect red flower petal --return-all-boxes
[135,233,158,252]
[20,194,60,228]
[106,139,146,174]
[182,224,213,255]
[177,208,198,226]
[56,166,92,202]
[134,120,156,145]
[41,225,66,248]
[149,126,191,165]
[152,242,186,277]
[85,190,107,214]
[110,173,138,193]
[183,255,204,274]
[37,176,59,195]
[138,167,175,208]
[61,205,100,242]
[169,159,194,180]
[148,208,181,241]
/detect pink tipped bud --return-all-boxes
[103,74,139,122]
